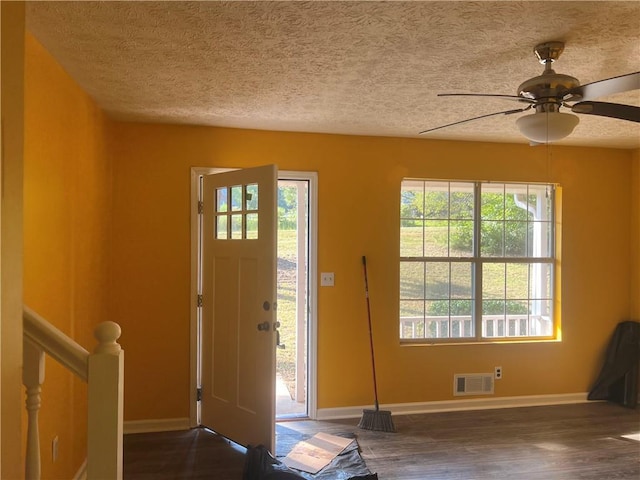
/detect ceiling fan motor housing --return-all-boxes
[518,41,581,112]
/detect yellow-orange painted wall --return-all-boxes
[108,124,635,418]
[24,33,112,479]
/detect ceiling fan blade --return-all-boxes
[563,72,640,102]
[438,93,536,104]
[571,101,640,123]
[419,106,531,135]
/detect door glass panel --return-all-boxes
[246,213,258,239]
[231,214,243,239]
[216,216,228,239]
[231,186,243,211]
[246,184,259,211]
[217,188,228,212]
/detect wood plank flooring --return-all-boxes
[123,402,640,479]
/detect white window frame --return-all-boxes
[399,179,557,344]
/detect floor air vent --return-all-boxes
[454,373,494,396]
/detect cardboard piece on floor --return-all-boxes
[282,432,353,474]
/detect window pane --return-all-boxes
[246,213,258,239]
[231,214,242,239]
[401,300,424,318]
[426,263,449,299]
[481,220,504,256]
[424,318,440,339]
[231,185,242,211]
[483,263,505,299]
[400,223,423,257]
[400,300,425,339]
[451,263,472,299]
[504,184,530,221]
[450,183,474,220]
[506,300,528,317]
[425,220,449,256]
[529,221,553,257]
[216,188,228,213]
[528,185,553,220]
[438,319,450,338]
[451,299,472,316]
[529,262,552,299]
[504,221,527,257]
[400,262,424,299]
[401,317,425,339]
[216,215,227,239]
[481,186,504,220]
[483,299,505,316]
[506,263,528,299]
[401,180,425,220]
[449,220,473,257]
[424,188,449,219]
[426,299,449,317]
[245,184,258,211]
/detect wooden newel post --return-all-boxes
[23,338,45,480]
[87,321,124,480]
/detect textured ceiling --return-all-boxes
[26,1,640,148]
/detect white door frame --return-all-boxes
[190,167,318,427]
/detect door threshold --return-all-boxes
[276,414,310,422]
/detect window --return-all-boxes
[215,183,259,240]
[400,180,556,342]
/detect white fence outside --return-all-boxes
[401,314,553,339]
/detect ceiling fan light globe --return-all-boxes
[516,112,580,143]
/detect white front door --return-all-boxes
[200,165,277,451]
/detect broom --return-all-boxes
[358,255,396,433]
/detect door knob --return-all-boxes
[257,321,270,331]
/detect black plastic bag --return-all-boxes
[243,444,305,480]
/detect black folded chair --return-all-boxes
[588,320,640,408]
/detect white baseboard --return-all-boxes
[316,392,590,420]
[124,417,191,434]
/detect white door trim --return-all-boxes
[189,167,318,426]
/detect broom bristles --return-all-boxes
[358,408,396,432]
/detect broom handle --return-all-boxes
[362,256,380,411]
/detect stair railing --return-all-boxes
[23,306,124,480]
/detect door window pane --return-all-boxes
[231,214,243,239]
[217,188,228,212]
[231,185,242,211]
[246,184,258,211]
[246,213,258,239]
[216,216,227,239]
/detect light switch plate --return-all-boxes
[320,272,335,287]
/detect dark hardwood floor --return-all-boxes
[123,402,640,479]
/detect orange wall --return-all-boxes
[108,124,635,418]
[24,33,112,479]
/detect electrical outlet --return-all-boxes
[320,272,334,287]
[495,366,502,380]
[52,436,59,462]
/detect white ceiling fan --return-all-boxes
[420,41,640,144]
